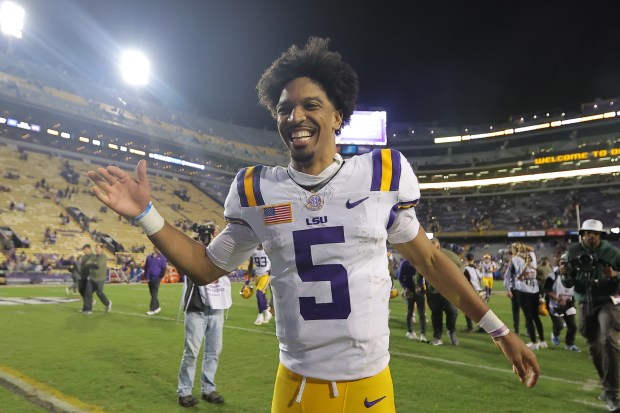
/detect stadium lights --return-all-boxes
[434,111,618,144]
[0,1,24,39]
[419,165,620,189]
[129,148,146,156]
[120,49,150,86]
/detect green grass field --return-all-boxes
[0,282,609,412]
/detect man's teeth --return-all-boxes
[291,130,313,139]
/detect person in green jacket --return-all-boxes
[562,219,620,412]
[81,243,112,314]
[77,244,94,299]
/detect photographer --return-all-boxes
[191,222,216,245]
[562,219,620,412]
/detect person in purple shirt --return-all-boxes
[144,247,168,315]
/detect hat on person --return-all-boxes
[559,253,568,263]
[82,244,91,249]
[579,219,607,237]
[466,253,475,261]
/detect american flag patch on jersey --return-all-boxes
[263,203,293,225]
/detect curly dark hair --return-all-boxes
[256,37,358,136]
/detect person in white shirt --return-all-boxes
[463,253,485,332]
[508,243,547,350]
[176,273,232,407]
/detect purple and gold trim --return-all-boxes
[387,200,420,229]
[236,165,265,207]
[224,216,250,226]
[370,149,401,192]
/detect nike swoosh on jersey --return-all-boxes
[346,196,369,209]
[364,396,386,408]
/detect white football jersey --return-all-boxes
[250,248,271,276]
[479,260,497,277]
[219,149,420,380]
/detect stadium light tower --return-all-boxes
[0,1,24,39]
[120,49,150,87]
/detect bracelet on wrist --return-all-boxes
[478,310,510,339]
[132,201,153,222]
[132,201,165,236]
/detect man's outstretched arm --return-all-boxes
[394,230,540,388]
[88,160,226,285]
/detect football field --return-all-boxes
[0,282,608,412]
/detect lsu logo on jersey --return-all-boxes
[305,216,327,225]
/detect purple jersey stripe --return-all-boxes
[387,200,419,229]
[387,208,397,229]
[252,165,265,206]
[236,167,249,207]
[370,149,383,191]
[389,150,401,191]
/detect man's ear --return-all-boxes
[333,110,343,131]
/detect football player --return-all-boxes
[479,253,498,302]
[247,244,273,325]
[89,37,540,412]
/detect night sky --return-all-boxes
[9,0,620,131]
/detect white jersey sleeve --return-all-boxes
[386,151,421,244]
[205,168,261,272]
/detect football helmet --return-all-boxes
[483,253,491,260]
[538,297,549,317]
[538,301,549,316]
[390,288,399,299]
[240,285,254,299]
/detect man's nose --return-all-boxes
[288,107,306,123]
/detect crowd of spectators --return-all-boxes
[414,187,612,234]
[1,248,76,274]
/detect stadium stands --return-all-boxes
[2,48,620,282]
[0,144,225,277]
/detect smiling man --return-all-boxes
[88,37,539,412]
[274,76,342,171]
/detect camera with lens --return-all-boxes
[570,253,599,273]
[191,223,216,245]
